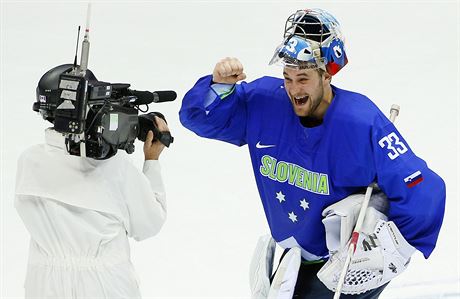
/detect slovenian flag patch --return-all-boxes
[404,171,423,188]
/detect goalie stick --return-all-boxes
[333,104,400,299]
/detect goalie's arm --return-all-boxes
[372,122,446,258]
[179,58,250,146]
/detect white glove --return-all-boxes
[317,218,416,295]
[322,192,389,253]
[249,234,276,298]
[322,193,364,252]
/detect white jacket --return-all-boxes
[15,129,167,298]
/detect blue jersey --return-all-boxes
[180,75,445,259]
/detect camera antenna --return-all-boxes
[77,3,92,157]
[73,26,81,68]
[80,3,91,72]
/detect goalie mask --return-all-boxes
[269,8,348,75]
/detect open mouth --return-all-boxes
[294,96,309,106]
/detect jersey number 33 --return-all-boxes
[378,132,408,160]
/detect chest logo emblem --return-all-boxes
[256,141,276,149]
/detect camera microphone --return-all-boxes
[129,90,177,105]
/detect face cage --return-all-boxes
[283,9,333,46]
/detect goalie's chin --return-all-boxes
[291,100,312,117]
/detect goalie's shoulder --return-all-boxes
[331,86,389,129]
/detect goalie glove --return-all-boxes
[321,191,389,253]
[317,216,416,295]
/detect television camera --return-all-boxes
[33,4,175,160]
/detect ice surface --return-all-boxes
[1,2,458,298]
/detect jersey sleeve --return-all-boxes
[371,119,446,258]
[179,75,248,146]
[123,160,167,241]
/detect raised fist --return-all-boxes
[212,57,247,84]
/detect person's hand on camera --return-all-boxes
[143,116,169,160]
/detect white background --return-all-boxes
[1,1,458,298]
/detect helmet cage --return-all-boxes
[270,9,347,75]
[283,9,335,45]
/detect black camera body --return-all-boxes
[33,11,175,160]
[34,64,174,160]
[53,73,89,134]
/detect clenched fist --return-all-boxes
[212,57,247,84]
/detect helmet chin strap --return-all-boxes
[309,40,327,72]
[312,47,325,70]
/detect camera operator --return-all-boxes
[14,65,171,298]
